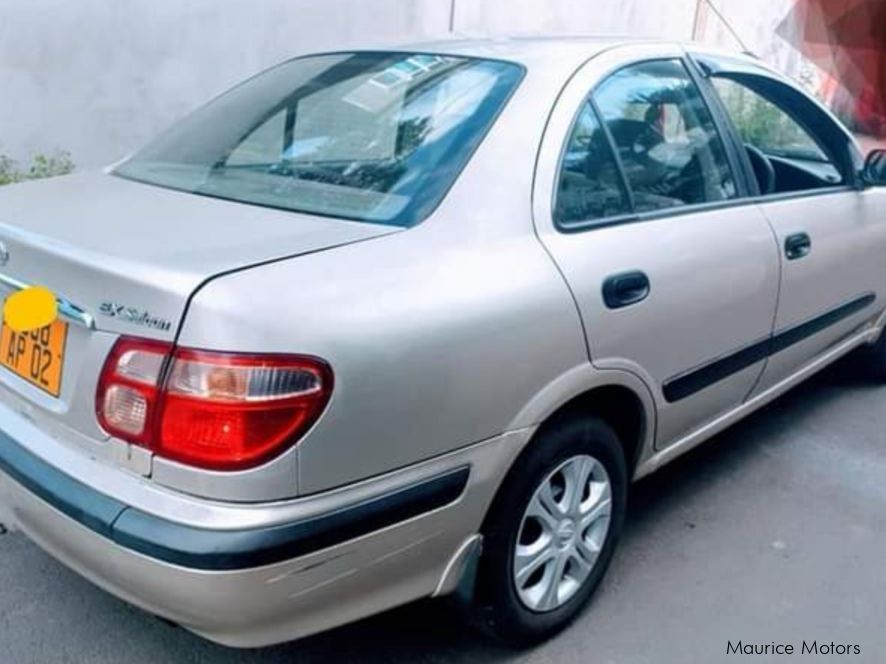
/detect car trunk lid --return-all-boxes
[0,172,398,340]
[0,171,399,453]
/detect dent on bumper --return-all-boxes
[0,429,469,570]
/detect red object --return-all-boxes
[778,0,886,137]
[97,337,333,471]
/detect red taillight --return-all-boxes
[96,337,333,471]
[156,349,333,470]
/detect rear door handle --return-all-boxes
[785,232,812,261]
[603,271,650,309]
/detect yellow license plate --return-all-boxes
[0,320,69,397]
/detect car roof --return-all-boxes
[392,35,660,69]
[385,35,763,80]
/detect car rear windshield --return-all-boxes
[115,52,523,227]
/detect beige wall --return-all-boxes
[0,0,804,168]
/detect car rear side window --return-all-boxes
[115,52,524,227]
[554,102,632,226]
[593,60,738,214]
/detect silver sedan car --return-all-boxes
[2,37,886,648]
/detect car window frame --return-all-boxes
[114,50,527,229]
[688,53,864,205]
[551,56,752,234]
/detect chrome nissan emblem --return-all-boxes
[556,520,577,549]
[0,242,9,267]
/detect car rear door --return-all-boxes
[534,44,781,450]
[695,53,886,394]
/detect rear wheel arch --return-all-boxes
[485,382,650,533]
[532,384,648,474]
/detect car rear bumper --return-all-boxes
[0,403,527,647]
[0,429,470,571]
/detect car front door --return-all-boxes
[535,45,781,450]
[697,55,886,394]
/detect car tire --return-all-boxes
[472,416,627,647]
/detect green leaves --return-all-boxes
[0,151,74,186]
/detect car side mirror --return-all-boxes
[862,149,886,187]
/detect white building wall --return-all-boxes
[0,0,452,167]
[0,0,802,168]
[455,0,697,40]
[694,0,818,90]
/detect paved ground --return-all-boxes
[2,363,885,664]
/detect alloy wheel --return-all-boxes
[513,454,613,612]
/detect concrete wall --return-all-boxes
[0,0,801,168]
[456,0,698,39]
[0,0,452,167]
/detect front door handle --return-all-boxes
[785,232,812,261]
[603,271,651,309]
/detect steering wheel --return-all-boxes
[744,144,776,195]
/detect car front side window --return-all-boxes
[711,76,844,194]
[593,60,738,214]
